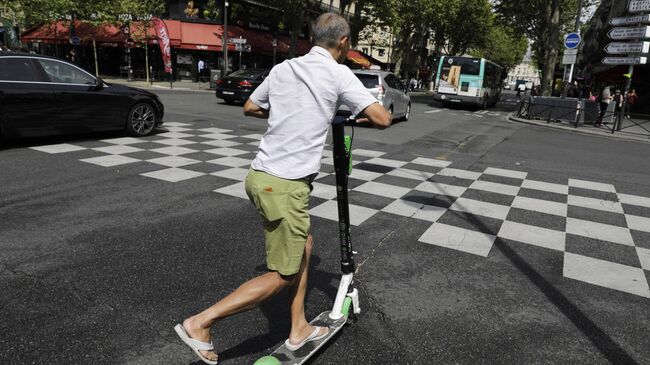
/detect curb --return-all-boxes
[508,115,650,144]
[104,79,214,93]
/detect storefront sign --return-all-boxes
[152,18,172,73]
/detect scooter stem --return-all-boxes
[331,119,356,274]
[329,273,354,320]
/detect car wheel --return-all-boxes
[126,102,156,137]
[389,105,394,120]
[401,103,411,121]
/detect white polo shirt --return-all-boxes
[249,46,377,180]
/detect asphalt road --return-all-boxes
[1,89,649,365]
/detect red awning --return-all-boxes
[22,19,312,56]
[22,20,157,47]
[212,24,311,56]
[347,49,372,69]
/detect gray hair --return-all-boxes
[311,13,350,48]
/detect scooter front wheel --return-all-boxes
[253,355,282,365]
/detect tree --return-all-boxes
[495,0,586,95]
[470,16,528,78]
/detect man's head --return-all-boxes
[312,12,351,63]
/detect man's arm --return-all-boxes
[359,102,391,129]
[243,99,269,119]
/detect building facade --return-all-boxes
[505,49,540,87]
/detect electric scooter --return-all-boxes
[254,116,360,365]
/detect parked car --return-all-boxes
[338,70,411,121]
[215,68,269,104]
[0,53,164,139]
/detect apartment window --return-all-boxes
[377,49,385,57]
[362,47,369,54]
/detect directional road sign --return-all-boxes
[610,14,650,26]
[629,0,650,12]
[228,38,247,44]
[69,36,80,46]
[564,33,581,49]
[235,44,251,52]
[602,56,648,65]
[608,26,650,40]
[605,41,650,54]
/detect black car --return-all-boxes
[215,68,269,104]
[0,53,164,139]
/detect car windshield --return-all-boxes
[227,69,265,79]
[355,74,380,89]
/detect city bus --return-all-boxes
[433,56,503,109]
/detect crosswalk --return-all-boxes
[424,108,502,117]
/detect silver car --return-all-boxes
[338,70,411,121]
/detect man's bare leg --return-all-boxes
[182,270,294,360]
[287,234,328,345]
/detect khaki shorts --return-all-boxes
[245,168,310,276]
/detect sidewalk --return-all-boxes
[102,77,214,93]
[508,114,650,144]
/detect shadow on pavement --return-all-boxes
[218,256,340,362]
[442,196,638,364]
[0,128,171,151]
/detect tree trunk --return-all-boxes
[541,0,561,96]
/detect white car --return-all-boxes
[338,70,411,121]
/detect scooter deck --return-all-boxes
[269,311,347,365]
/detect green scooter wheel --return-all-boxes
[341,297,353,319]
[254,355,282,365]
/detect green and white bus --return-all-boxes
[433,56,502,108]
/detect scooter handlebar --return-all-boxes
[332,115,358,126]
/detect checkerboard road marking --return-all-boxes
[27,122,650,299]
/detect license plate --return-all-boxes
[222,91,234,95]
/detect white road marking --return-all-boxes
[498,221,566,251]
[419,223,496,257]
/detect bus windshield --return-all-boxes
[442,57,481,76]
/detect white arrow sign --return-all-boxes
[608,26,650,39]
[602,56,648,65]
[605,41,650,54]
[228,38,247,44]
[610,14,650,26]
[629,0,650,12]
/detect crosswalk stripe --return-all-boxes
[424,109,442,114]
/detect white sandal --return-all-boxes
[174,323,218,365]
[284,326,329,351]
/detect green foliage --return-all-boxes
[3,0,165,28]
[470,16,528,76]
[494,0,587,95]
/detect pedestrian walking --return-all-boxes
[626,88,638,118]
[173,12,391,365]
[613,89,624,114]
[596,85,612,127]
[516,83,526,99]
